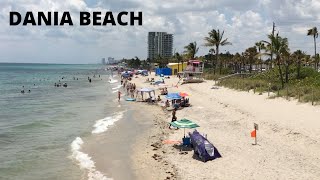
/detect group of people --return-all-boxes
[121,78,136,98]
[180,97,190,107]
[119,77,137,100]
[54,82,67,87]
[116,71,189,130]
[20,85,32,93]
[160,87,168,95]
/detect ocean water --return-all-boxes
[0,63,124,180]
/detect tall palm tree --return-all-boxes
[174,52,183,74]
[208,48,215,73]
[244,46,258,73]
[233,53,241,73]
[282,50,291,83]
[292,50,304,79]
[184,42,199,59]
[204,29,232,74]
[307,27,318,70]
[255,41,265,72]
[262,33,289,88]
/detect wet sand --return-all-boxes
[131,104,178,180]
[82,104,154,180]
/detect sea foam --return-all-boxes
[71,137,112,180]
[108,76,118,84]
[109,79,118,84]
[111,85,122,90]
[92,111,124,134]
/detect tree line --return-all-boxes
[123,26,320,89]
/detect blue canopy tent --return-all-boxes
[121,71,131,78]
[165,93,182,109]
[165,93,181,100]
[141,70,148,76]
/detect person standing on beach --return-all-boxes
[126,84,130,95]
[169,108,178,129]
[130,88,134,98]
[118,91,121,102]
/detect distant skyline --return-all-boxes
[1,0,320,64]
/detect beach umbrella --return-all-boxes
[121,73,130,78]
[169,118,200,137]
[165,93,181,100]
[179,92,189,97]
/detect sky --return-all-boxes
[0,0,320,64]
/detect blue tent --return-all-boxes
[189,130,221,162]
[141,70,148,76]
[155,68,172,76]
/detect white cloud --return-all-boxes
[0,0,319,63]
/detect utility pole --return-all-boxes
[270,22,275,69]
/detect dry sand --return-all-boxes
[130,73,320,180]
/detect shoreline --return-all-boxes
[78,74,179,180]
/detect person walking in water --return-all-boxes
[118,91,121,102]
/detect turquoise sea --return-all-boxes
[0,63,124,179]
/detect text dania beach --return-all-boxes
[9,11,143,26]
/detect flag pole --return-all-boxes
[254,123,258,145]
[255,128,257,145]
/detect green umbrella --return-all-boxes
[169,118,200,137]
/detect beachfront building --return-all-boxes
[167,62,188,75]
[179,60,205,83]
[148,32,173,60]
[108,57,115,64]
[184,60,204,73]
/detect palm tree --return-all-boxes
[307,27,318,70]
[262,33,289,88]
[204,29,232,74]
[282,50,291,83]
[244,46,258,73]
[292,50,304,79]
[155,54,165,68]
[255,41,265,72]
[184,42,199,59]
[233,53,241,73]
[208,48,216,73]
[174,52,183,74]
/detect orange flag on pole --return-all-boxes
[251,130,256,138]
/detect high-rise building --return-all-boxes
[102,58,106,65]
[148,32,173,60]
[108,57,115,64]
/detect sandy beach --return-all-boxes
[130,73,320,179]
